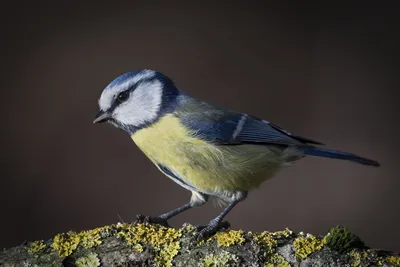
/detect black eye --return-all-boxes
[116,91,129,103]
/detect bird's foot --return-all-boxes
[195,220,230,241]
[135,214,170,227]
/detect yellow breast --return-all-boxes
[131,114,285,193]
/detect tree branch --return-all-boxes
[1,223,399,266]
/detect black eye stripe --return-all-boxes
[108,77,160,112]
[116,91,129,102]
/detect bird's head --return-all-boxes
[93,69,180,133]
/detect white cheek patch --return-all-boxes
[98,70,156,111]
[113,80,163,126]
[99,89,118,111]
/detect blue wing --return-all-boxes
[173,97,381,167]
[189,114,323,146]
[176,98,323,146]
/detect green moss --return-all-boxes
[323,226,364,253]
[203,250,240,266]
[213,230,245,247]
[116,222,182,267]
[75,252,101,267]
[293,233,325,259]
[27,240,46,254]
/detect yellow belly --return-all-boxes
[131,114,287,193]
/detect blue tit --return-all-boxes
[93,69,380,239]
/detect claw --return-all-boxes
[134,214,170,227]
[195,221,231,241]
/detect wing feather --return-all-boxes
[175,97,323,146]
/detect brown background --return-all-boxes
[1,2,399,252]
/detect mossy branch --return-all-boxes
[1,223,399,267]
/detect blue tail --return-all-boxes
[301,147,380,167]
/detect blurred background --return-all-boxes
[1,2,399,253]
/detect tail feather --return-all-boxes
[300,147,380,167]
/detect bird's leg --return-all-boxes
[136,191,208,227]
[196,191,247,241]
[136,203,192,227]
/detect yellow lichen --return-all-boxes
[52,232,81,257]
[27,240,46,253]
[386,255,400,266]
[348,250,362,267]
[75,252,101,267]
[182,223,197,234]
[51,227,103,257]
[250,229,294,254]
[48,223,181,265]
[363,251,400,267]
[250,228,293,247]
[79,228,103,249]
[116,223,182,267]
[264,253,290,267]
[293,233,326,259]
[272,228,294,238]
[133,243,144,252]
[249,229,293,266]
[348,249,373,267]
[251,231,278,253]
[203,250,239,267]
[214,230,245,247]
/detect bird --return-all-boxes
[93,69,380,239]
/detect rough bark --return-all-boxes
[0,223,399,267]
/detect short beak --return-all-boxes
[93,110,111,124]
